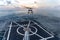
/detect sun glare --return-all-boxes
[17,0,39,8]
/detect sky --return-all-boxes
[0,0,60,17]
[0,0,60,7]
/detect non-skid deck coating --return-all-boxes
[6,20,55,40]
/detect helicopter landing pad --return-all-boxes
[7,20,54,40]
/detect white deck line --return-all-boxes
[27,20,31,28]
[12,21,54,39]
[46,23,55,35]
[40,36,54,40]
[45,36,54,39]
[9,25,27,27]
[17,27,24,36]
[32,21,54,40]
[10,22,33,28]
[13,21,24,27]
[30,30,44,38]
[7,22,12,40]
[14,21,44,39]
[2,29,8,40]
[32,21,54,36]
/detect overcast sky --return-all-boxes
[0,0,60,17]
[0,0,60,7]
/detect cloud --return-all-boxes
[38,0,60,7]
[0,0,60,7]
